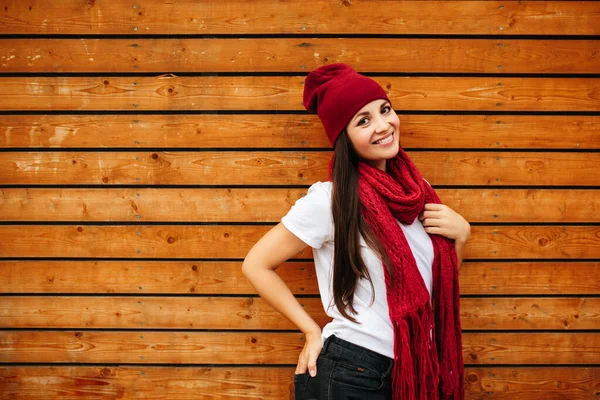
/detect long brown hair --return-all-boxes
[330,130,390,322]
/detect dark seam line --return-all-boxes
[1,34,599,40]
[0,257,600,264]
[1,293,596,299]
[2,72,600,78]
[0,293,319,298]
[1,185,599,190]
[0,221,597,227]
[2,328,598,334]
[1,110,599,116]
[0,147,597,153]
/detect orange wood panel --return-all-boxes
[0,331,306,365]
[0,225,598,259]
[2,331,598,365]
[466,226,600,260]
[2,38,599,73]
[0,261,319,295]
[0,188,305,222]
[1,261,598,296]
[2,115,598,150]
[460,297,599,330]
[0,366,295,399]
[1,188,597,223]
[1,366,598,399]
[458,261,600,295]
[463,332,600,365]
[2,1,598,35]
[1,151,598,186]
[1,77,600,111]
[464,367,600,400]
[0,296,329,330]
[0,296,598,330]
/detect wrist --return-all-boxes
[303,324,322,338]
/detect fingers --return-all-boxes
[295,352,308,375]
[424,203,445,211]
[295,345,320,377]
[307,350,318,377]
[423,226,443,235]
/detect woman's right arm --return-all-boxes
[242,222,323,377]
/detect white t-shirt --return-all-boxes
[281,181,434,359]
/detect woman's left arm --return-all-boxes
[419,203,471,266]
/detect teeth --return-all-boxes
[374,134,393,145]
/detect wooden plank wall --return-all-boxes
[0,1,599,398]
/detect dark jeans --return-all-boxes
[294,335,393,400]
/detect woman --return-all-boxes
[242,64,470,399]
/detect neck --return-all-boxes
[366,158,386,172]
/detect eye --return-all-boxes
[357,117,370,126]
[381,105,391,114]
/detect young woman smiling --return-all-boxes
[242,64,470,400]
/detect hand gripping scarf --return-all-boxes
[357,147,464,400]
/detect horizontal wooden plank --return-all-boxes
[0,297,597,330]
[463,332,600,365]
[0,331,305,365]
[1,151,598,186]
[2,1,598,35]
[464,367,600,399]
[0,261,319,295]
[1,188,597,223]
[1,261,599,296]
[466,226,600,259]
[1,366,598,400]
[0,296,329,330]
[2,331,598,365]
[2,115,599,150]
[0,225,598,259]
[0,188,304,222]
[2,38,599,74]
[461,297,599,330]
[1,77,600,112]
[459,262,600,295]
[0,366,295,399]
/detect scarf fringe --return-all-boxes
[392,302,440,400]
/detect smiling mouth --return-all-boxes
[373,132,394,145]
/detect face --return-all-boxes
[345,99,400,171]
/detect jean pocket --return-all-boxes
[293,372,311,400]
[330,361,384,391]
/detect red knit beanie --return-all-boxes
[303,63,391,145]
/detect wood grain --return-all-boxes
[1,261,598,296]
[1,151,598,186]
[0,261,319,295]
[463,332,600,365]
[1,331,598,365]
[2,188,596,223]
[0,366,295,399]
[458,262,600,295]
[0,331,306,365]
[2,1,598,35]
[0,296,597,330]
[464,367,600,400]
[2,115,598,150]
[0,225,598,259]
[1,77,599,111]
[2,38,599,73]
[1,366,598,399]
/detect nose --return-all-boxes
[372,114,390,133]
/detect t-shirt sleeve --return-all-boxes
[281,181,333,249]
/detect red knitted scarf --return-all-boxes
[357,148,464,400]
